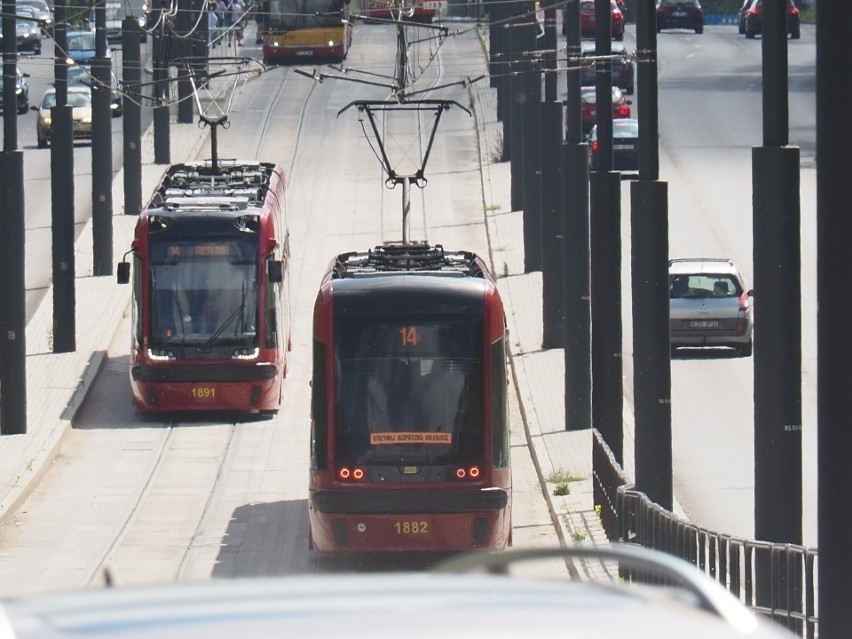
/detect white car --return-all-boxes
[669,258,754,356]
[0,545,797,639]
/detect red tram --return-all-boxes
[117,160,292,413]
[308,243,512,552]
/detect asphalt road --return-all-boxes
[623,23,817,545]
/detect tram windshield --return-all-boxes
[266,0,347,29]
[333,317,484,466]
[149,238,259,347]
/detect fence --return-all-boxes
[591,428,818,638]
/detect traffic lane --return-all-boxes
[652,24,815,544]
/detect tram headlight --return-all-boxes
[231,348,259,360]
[147,348,176,360]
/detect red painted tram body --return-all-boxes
[117,160,292,413]
[309,243,512,552]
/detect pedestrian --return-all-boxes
[231,0,244,46]
[207,6,219,47]
[222,0,234,45]
[214,0,226,45]
[254,0,263,45]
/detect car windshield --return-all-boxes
[669,274,742,299]
[68,32,96,50]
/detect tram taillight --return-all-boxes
[455,466,481,480]
[338,466,365,481]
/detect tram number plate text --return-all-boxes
[191,386,216,400]
[394,520,429,535]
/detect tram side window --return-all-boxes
[311,339,329,470]
[491,336,509,468]
[264,259,279,349]
[132,253,143,349]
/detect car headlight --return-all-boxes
[42,116,52,125]
[82,116,92,124]
[16,88,22,95]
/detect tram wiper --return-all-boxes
[202,302,246,348]
[202,285,248,348]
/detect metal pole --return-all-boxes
[817,2,852,636]
[123,17,143,214]
[92,0,114,276]
[0,0,27,434]
[562,0,592,431]
[177,0,194,123]
[631,0,671,511]
[589,170,623,463]
[152,18,171,164]
[753,0,802,548]
[402,176,411,244]
[522,22,542,273]
[589,0,622,461]
[540,0,562,347]
[51,10,77,353]
[509,23,523,212]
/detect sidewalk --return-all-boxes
[468,76,618,579]
[0,119,211,523]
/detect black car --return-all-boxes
[16,0,53,34]
[579,41,634,95]
[0,66,31,115]
[588,118,639,172]
[15,7,43,53]
[742,0,800,39]
[656,0,703,34]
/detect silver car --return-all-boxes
[669,257,754,356]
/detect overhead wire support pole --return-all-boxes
[51,2,77,354]
[589,0,622,463]
[752,0,802,617]
[562,0,592,431]
[92,0,114,276]
[631,0,671,512]
[0,0,27,434]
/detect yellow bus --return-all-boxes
[260,0,353,65]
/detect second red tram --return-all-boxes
[117,160,292,413]
[309,243,512,552]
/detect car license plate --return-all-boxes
[296,50,313,56]
[613,144,634,150]
[689,320,719,329]
[673,10,686,16]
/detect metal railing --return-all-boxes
[591,428,818,638]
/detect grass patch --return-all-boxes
[548,469,584,497]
